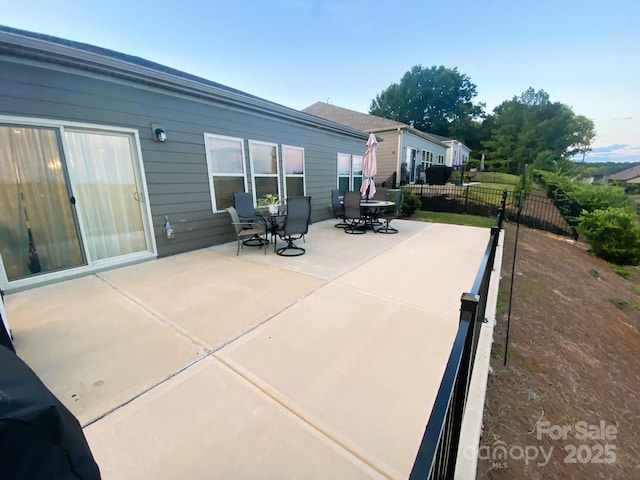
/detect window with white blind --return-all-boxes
[352,154,363,192]
[337,153,351,194]
[249,140,281,205]
[282,145,305,198]
[204,133,248,211]
[337,153,363,193]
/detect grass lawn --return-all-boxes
[410,210,497,228]
[470,182,516,193]
[474,171,519,185]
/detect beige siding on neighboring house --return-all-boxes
[374,131,400,186]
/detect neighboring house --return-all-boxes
[605,164,640,184]
[0,26,370,292]
[303,102,470,187]
[426,133,472,169]
[582,173,609,185]
[580,163,640,185]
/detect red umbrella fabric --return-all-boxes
[360,133,378,199]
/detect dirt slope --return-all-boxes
[477,224,640,479]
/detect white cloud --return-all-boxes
[581,143,640,163]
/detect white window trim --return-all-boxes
[204,133,249,212]
[337,152,365,191]
[337,152,350,191]
[352,154,363,189]
[248,139,281,205]
[281,144,306,198]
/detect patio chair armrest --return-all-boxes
[232,221,263,229]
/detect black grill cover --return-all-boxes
[0,346,101,479]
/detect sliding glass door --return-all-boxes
[64,130,147,260]
[0,120,154,288]
[0,125,85,280]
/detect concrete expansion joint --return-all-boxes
[82,351,217,429]
[95,272,208,351]
[83,272,333,430]
[213,355,397,480]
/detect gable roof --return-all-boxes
[303,102,405,131]
[303,102,448,147]
[607,164,640,181]
[0,25,368,140]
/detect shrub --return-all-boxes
[609,297,629,309]
[577,207,640,265]
[536,170,634,228]
[570,183,631,213]
[401,187,421,216]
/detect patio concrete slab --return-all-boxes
[3,219,493,478]
[218,283,458,479]
[98,249,326,350]
[210,219,432,281]
[85,356,385,480]
[337,223,490,316]
[6,275,205,425]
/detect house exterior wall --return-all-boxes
[0,58,366,261]
[372,130,400,186]
[444,140,472,167]
[400,131,448,183]
[368,129,447,187]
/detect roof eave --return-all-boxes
[0,28,368,140]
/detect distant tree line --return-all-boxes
[369,65,596,176]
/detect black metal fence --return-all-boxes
[409,199,506,480]
[412,184,575,238]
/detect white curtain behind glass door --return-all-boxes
[64,131,147,260]
[0,126,85,279]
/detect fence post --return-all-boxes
[464,184,469,214]
[496,190,507,228]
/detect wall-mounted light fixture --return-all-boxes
[163,216,174,240]
[151,123,167,142]
[155,128,167,142]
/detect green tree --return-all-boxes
[482,88,595,174]
[369,65,485,138]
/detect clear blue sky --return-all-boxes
[2,0,638,163]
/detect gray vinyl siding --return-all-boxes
[0,58,366,258]
[401,132,448,162]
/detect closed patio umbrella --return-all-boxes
[360,133,378,200]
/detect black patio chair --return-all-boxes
[343,191,366,235]
[375,189,403,234]
[233,192,263,246]
[275,196,311,256]
[226,207,268,255]
[331,189,347,228]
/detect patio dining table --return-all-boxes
[360,200,394,231]
[340,199,395,232]
[256,207,287,251]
